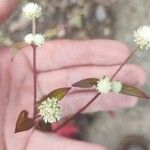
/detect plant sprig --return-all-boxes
[14,2,150,134]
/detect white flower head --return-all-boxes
[22,3,42,20]
[133,26,150,50]
[96,76,122,94]
[24,33,34,44]
[24,33,45,47]
[96,76,112,94]
[33,34,45,47]
[38,97,62,123]
[111,80,122,93]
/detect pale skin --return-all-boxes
[0,0,146,150]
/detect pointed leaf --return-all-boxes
[72,78,99,88]
[15,110,35,133]
[37,87,71,104]
[47,87,71,100]
[36,119,51,132]
[120,83,149,99]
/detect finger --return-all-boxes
[37,64,146,95]
[0,0,19,24]
[27,131,106,150]
[61,91,137,116]
[0,64,9,150]
[22,40,130,71]
[36,64,146,116]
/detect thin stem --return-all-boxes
[53,48,138,132]
[33,114,41,121]
[32,45,37,118]
[110,48,137,80]
[32,18,37,118]
[53,93,100,132]
[32,18,36,35]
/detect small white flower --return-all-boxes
[111,80,122,93]
[38,97,62,123]
[96,76,112,94]
[96,76,122,94]
[24,34,34,44]
[24,33,45,46]
[22,3,42,20]
[133,26,150,50]
[33,34,45,47]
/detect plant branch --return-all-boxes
[110,48,137,80]
[53,48,138,132]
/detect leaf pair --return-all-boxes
[72,78,149,99]
[15,78,149,133]
[15,87,71,133]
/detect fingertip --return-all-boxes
[96,93,138,111]
[120,96,138,109]
[123,64,146,86]
[114,64,146,87]
[130,64,147,86]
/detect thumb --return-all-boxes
[0,0,20,24]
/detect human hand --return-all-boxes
[0,1,146,150]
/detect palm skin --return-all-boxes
[0,1,146,150]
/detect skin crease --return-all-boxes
[0,1,146,150]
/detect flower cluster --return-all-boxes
[22,3,42,20]
[38,97,62,123]
[24,34,45,47]
[133,26,150,50]
[96,76,122,94]
[22,3,45,47]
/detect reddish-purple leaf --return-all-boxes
[37,87,71,104]
[36,119,51,132]
[15,110,35,133]
[121,83,149,99]
[72,78,99,88]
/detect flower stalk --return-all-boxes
[32,18,37,118]
[32,18,36,35]
[110,48,137,80]
[53,47,138,132]
[32,44,37,118]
